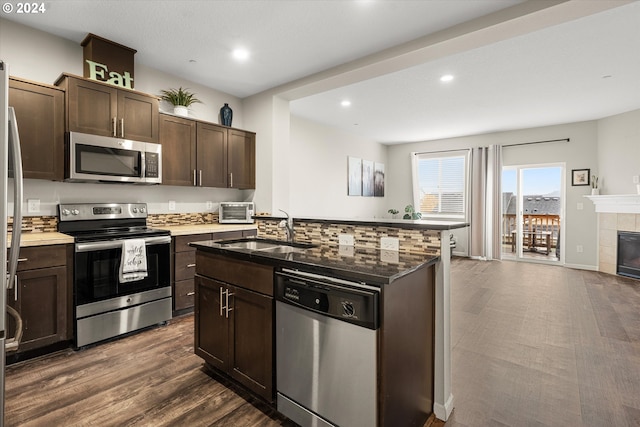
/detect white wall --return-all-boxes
[290,115,388,218]
[0,18,251,215]
[597,108,640,195]
[387,120,599,268]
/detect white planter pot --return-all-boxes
[173,106,189,117]
[591,188,599,195]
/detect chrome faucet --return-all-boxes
[278,209,294,242]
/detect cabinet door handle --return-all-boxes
[186,291,195,296]
[199,170,203,187]
[186,263,196,268]
[14,276,18,301]
[226,291,234,318]
[229,172,233,188]
[220,287,224,316]
[112,117,117,137]
[17,258,27,262]
[120,118,125,137]
[193,170,197,186]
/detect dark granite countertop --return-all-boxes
[189,238,439,286]
[253,215,469,230]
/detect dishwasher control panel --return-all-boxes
[275,270,379,330]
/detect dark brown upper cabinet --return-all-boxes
[159,114,197,187]
[8,77,65,181]
[228,129,256,190]
[159,113,255,189]
[56,74,159,143]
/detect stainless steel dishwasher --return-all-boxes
[275,268,379,427]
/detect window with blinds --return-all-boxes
[414,151,468,219]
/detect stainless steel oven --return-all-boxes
[58,203,172,348]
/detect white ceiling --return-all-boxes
[4,0,640,144]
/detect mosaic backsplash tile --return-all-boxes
[8,216,58,233]
[257,218,441,255]
[12,213,221,233]
[147,212,219,227]
[17,212,442,256]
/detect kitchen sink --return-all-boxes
[259,245,308,254]
[219,238,315,253]
[220,240,281,250]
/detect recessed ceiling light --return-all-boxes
[232,48,250,61]
[341,100,351,107]
[440,74,454,83]
[188,59,197,63]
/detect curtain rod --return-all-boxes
[412,148,471,156]
[502,138,570,148]
[412,138,569,156]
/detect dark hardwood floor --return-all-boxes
[4,315,293,427]
[5,259,640,426]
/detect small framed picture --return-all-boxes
[572,169,590,186]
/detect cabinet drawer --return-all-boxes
[175,251,196,281]
[174,234,212,252]
[15,245,67,271]
[174,279,195,311]
[196,252,273,296]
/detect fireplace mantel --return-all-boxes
[585,194,640,214]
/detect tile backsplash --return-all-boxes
[257,218,442,255]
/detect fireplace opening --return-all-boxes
[617,231,640,279]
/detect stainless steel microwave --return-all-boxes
[219,202,255,223]
[66,132,162,184]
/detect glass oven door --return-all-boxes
[74,236,171,306]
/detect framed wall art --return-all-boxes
[571,168,590,186]
[348,156,362,196]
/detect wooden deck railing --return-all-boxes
[502,214,560,249]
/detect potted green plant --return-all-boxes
[159,87,202,117]
[403,204,422,220]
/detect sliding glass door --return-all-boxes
[502,164,563,263]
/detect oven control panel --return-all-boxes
[58,203,148,221]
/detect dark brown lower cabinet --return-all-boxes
[194,252,274,402]
[6,245,70,354]
[172,229,257,314]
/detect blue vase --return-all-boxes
[220,103,233,126]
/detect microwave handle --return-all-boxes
[141,151,146,179]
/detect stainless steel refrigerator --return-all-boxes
[1,60,25,427]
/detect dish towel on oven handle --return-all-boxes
[119,238,148,283]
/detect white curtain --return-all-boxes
[470,145,502,260]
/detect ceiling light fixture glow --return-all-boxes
[440,74,454,83]
[341,100,351,107]
[232,48,250,61]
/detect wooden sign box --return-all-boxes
[81,33,137,88]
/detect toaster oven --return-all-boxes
[219,202,255,224]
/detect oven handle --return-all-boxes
[75,236,171,252]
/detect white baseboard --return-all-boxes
[433,393,454,421]
[564,263,598,271]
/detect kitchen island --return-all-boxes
[190,236,441,426]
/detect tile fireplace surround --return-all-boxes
[587,195,640,275]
